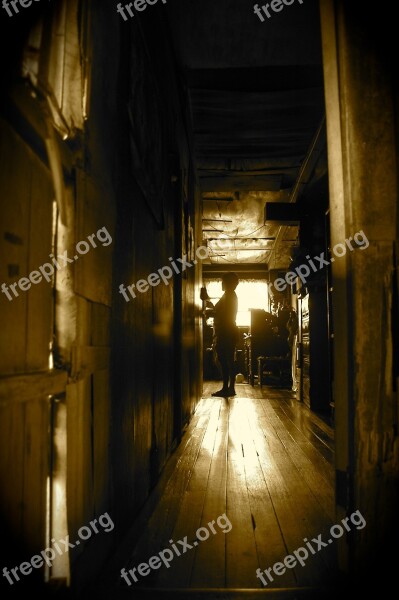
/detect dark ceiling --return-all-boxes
[167,0,326,269]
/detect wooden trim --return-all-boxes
[203,265,268,274]
[71,346,110,380]
[0,369,68,404]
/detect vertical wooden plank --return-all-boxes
[25,165,54,371]
[76,296,92,346]
[0,402,25,554]
[66,378,93,556]
[93,369,111,515]
[0,120,31,375]
[74,172,115,306]
[91,304,110,347]
[152,283,174,477]
[23,398,50,555]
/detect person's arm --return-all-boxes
[204,301,215,318]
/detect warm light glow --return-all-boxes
[45,474,51,583]
[48,399,70,584]
[229,398,273,474]
[48,347,54,370]
[205,279,269,326]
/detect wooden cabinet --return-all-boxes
[245,309,288,386]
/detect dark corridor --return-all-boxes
[0,1,398,599]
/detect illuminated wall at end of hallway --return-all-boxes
[204,279,269,326]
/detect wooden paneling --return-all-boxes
[0,120,30,374]
[75,171,115,307]
[0,120,55,568]
[0,397,50,558]
[71,346,110,380]
[0,119,53,375]
[76,296,92,346]
[0,3,201,593]
[23,398,51,554]
[25,163,54,371]
[93,369,111,515]
[152,281,174,477]
[320,0,399,575]
[0,401,26,548]
[91,303,110,347]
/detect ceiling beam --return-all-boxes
[199,168,296,177]
[200,174,282,192]
[203,264,268,273]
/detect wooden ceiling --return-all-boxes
[167,0,326,270]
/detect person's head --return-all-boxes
[222,272,239,292]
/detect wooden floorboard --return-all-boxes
[190,400,228,587]
[242,405,332,585]
[267,399,334,465]
[156,400,224,588]
[238,397,296,588]
[226,397,262,588]
[257,400,335,520]
[252,409,336,584]
[271,397,334,451]
[97,383,337,594]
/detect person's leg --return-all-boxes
[212,344,230,396]
[227,347,236,395]
[221,356,230,391]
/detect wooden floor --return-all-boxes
[98,383,336,598]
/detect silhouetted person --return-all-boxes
[210,273,239,397]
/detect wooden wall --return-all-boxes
[0,116,56,571]
[0,0,202,593]
[320,0,399,583]
[110,10,202,525]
